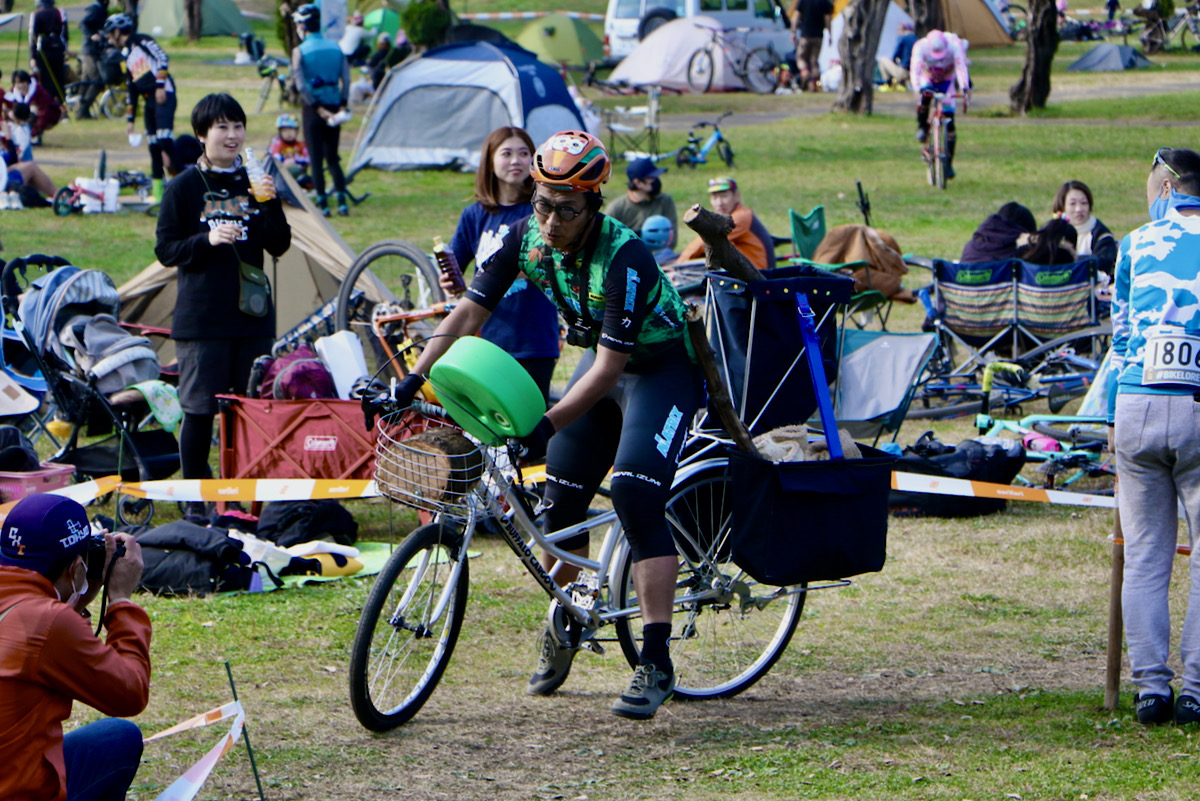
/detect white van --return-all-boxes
[604,0,793,62]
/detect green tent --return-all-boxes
[514,13,603,67]
[363,8,401,39]
[138,0,252,38]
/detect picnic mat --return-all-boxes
[276,541,481,590]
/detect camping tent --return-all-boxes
[138,0,252,38]
[347,41,585,173]
[118,160,391,364]
[818,3,914,73]
[515,12,605,67]
[609,16,745,92]
[941,0,1013,46]
[830,0,1011,48]
[1068,43,1155,70]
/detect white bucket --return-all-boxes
[315,330,369,399]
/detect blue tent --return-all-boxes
[1068,43,1155,71]
[348,41,585,173]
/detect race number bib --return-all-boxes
[1142,327,1200,389]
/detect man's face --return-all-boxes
[532,186,593,252]
[106,29,124,48]
[710,188,740,216]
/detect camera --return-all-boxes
[566,322,594,348]
[81,530,122,587]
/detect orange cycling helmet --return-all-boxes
[531,130,611,191]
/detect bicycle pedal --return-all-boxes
[581,640,605,656]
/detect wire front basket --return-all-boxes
[374,409,485,517]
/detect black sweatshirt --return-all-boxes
[154,162,291,340]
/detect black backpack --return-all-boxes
[889,432,1027,518]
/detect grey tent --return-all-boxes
[138,0,252,38]
[1068,43,1155,71]
[118,159,391,364]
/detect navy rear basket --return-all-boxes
[706,264,853,434]
[727,444,895,586]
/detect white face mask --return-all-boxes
[64,560,88,608]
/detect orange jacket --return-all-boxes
[677,203,770,272]
[0,566,151,801]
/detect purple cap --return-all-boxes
[0,494,95,577]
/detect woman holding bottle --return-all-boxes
[155,93,290,518]
[445,126,560,402]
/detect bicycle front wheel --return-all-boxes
[743,47,780,94]
[255,74,273,114]
[719,141,735,168]
[349,521,470,731]
[687,48,715,94]
[612,463,805,699]
[334,239,444,381]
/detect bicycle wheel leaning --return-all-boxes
[687,47,715,94]
[742,46,780,95]
[98,87,125,121]
[334,239,444,381]
[612,462,806,699]
[349,521,470,731]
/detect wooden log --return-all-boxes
[380,427,483,505]
[682,204,765,284]
[686,306,761,458]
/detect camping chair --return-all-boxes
[789,205,826,260]
[921,256,1106,377]
[604,85,661,161]
[833,328,938,444]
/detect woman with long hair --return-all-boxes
[447,126,559,402]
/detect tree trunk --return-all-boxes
[185,0,203,42]
[831,0,890,115]
[1009,0,1058,113]
[909,0,945,35]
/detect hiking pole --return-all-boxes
[225,661,267,801]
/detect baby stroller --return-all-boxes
[3,255,181,524]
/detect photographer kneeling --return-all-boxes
[0,494,151,801]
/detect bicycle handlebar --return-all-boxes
[694,110,733,128]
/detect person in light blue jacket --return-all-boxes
[1109,146,1200,726]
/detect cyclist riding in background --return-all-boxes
[910,29,970,179]
[370,130,705,721]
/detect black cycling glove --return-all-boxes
[510,415,556,464]
[361,373,425,431]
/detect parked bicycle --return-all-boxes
[675,111,735,169]
[922,91,964,190]
[686,25,780,95]
[254,55,293,114]
[1141,1,1200,53]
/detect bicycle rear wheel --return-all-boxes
[933,119,948,189]
[743,46,780,94]
[255,74,273,114]
[687,48,715,94]
[612,463,805,699]
[334,239,444,382]
[349,521,469,731]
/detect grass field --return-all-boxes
[4,7,1200,800]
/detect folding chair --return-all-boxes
[604,85,661,161]
[833,329,937,444]
[789,205,826,260]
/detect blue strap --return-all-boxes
[795,293,843,460]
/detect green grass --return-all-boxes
[7,8,1200,800]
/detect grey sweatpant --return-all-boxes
[1116,392,1200,698]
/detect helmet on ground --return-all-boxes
[640,215,673,249]
[102,13,134,34]
[924,30,953,68]
[276,113,299,130]
[531,131,611,192]
[292,3,321,32]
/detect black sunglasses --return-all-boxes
[532,197,585,222]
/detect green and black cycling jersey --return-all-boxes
[467,214,691,367]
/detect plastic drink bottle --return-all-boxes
[432,236,467,296]
[243,147,276,202]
